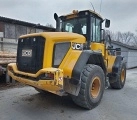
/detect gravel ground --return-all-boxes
[0,68,137,120]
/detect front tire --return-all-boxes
[71,64,105,109]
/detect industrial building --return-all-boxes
[112,41,137,69]
[0,16,55,83]
[0,16,55,53]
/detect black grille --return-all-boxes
[17,36,45,73]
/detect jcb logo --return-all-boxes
[22,50,32,57]
[72,43,83,50]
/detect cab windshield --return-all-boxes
[62,17,87,36]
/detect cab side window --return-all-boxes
[91,17,101,42]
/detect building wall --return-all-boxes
[0,38,17,53]
[5,23,16,39]
[112,43,128,63]
[112,43,137,69]
[0,22,45,39]
[127,50,137,68]
[0,21,46,53]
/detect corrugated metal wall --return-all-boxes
[0,38,17,52]
[127,50,137,68]
[112,43,137,69]
[5,23,16,39]
[112,44,128,62]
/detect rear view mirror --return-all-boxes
[105,19,110,28]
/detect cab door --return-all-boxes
[90,17,105,56]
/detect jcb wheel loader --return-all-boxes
[8,10,126,109]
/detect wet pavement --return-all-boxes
[0,68,137,120]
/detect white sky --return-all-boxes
[0,0,137,33]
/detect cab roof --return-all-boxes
[60,9,103,20]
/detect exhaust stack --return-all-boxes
[54,13,61,32]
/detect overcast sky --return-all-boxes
[0,0,137,33]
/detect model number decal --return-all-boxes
[22,49,32,57]
[72,43,83,50]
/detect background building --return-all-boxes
[0,16,55,53]
[112,41,137,69]
[0,16,55,83]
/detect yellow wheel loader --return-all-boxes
[8,10,126,109]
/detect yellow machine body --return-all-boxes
[8,32,85,95]
[8,10,118,97]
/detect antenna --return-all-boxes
[90,1,95,12]
[100,0,103,13]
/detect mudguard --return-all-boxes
[70,50,106,85]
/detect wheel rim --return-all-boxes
[91,77,101,99]
[121,69,125,83]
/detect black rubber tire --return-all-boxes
[71,64,105,109]
[110,62,126,89]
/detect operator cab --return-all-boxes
[57,10,110,44]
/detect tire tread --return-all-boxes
[72,64,105,109]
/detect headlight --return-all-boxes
[40,73,54,80]
[8,66,14,73]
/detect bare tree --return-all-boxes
[105,30,137,46]
[120,32,134,44]
[132,35,137,47]
[46,23,54,28]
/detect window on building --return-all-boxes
[5,23,16,39]
[16,25,27,38]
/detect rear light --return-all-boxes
[40,73,54,80]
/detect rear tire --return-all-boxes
[110,62,126,89]
[71,64,105,109]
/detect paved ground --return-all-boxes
[0,68,137,120]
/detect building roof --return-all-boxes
[112,40,137,50]
[0,16,55,31]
